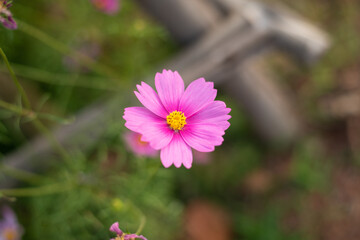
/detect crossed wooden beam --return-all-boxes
[139,0,330,141]
[0,0,330,187]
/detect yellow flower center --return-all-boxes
[136,134,148,146]
[115,234,135,240]
[166,111,186,130]
[3,229,17,240]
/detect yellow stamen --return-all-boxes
[167,111,186,130]
[136,134,148,146]
[3,229,17,240]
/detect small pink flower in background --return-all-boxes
[109,222,147,240]
[0,206,23,240]
[123,69,231,169]
[91,0,119,15]
[124,131,158,157]
[0,0,17,30]
[193,150,212,165]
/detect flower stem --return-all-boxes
[0,99,25,115]
[0,47,31,109]
[0,63,118,91]
[127,200,147,235]
[0,47,69,159]
[0,99,71,124]
[16,19,121,83]
[0,163,48,184]
[0,182,73,197]
[135,215,146,235]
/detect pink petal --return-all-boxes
[139,122,174,150]
[92,0,119,15]
[109,222,123,235]
[179,78,217,117]
[124,107,173,150]
[193,151,212,165]
[160,134,193,168]
[187,101,231,131]
[123,107,164,132]
[124,234,147,240]
[135,82,168,118]
[155,69,184,113]
[123,132,158,157]
[180,124,225,152]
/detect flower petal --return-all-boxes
[160,134,193,168]
[180,124,225,152]
[187,100,231,131]
[2,16,17,30]
[124,234,148,240]
[155,69,184,113]
[92,0,119,15]
[139,122,174,150]
[109,222,123,235]
[123,107,163,133]
[179,78,217,117]
[123,132,158,157]
[135,82,168,118]
[124,107,173,150]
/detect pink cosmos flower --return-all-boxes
[91,0,119,15]
[0,0,17,30]
[109,222,147,240]
[0,206,23,240]
[123,69,231,169]
[124,131,158,157]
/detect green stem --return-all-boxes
[0,99,25,115]
[17,19,121,83]
[0,63,118,91]
[0,48,31,109]
[135,215,146,235]
[0,99,72,124]
[59,73,78,114]
[31,119,69,159]
[0,163,48,184]
[0,47,69,159]
[127,200,147,235]
[0,182,73,197]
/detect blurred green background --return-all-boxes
[1,0,360,239]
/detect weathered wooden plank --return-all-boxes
[166,15,272,82]
[136,0,220,45]
[212,0,330,63]
[321,89,360,118]
[223,55,302,142]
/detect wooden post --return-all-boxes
[136,0,220,45]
